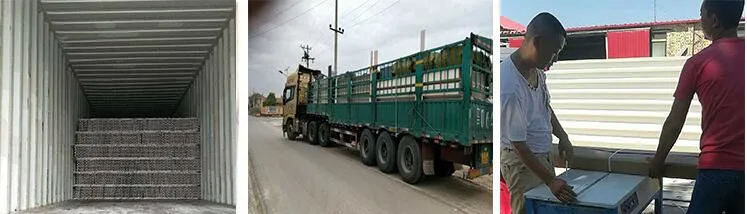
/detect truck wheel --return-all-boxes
[285,120,298,140]
[434,160,456,177]
[359,129,376,166]
[307,121,319,145]
[318,123,331,147]
[376,132,397,173]
[287,130,298,141]
[301,121,308,140]
[398,135,424,184]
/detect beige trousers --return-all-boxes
[500,148,556,214]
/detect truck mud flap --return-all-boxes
[421,143,435,175]
[466,144,493,179]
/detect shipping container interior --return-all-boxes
[0,0,236,213]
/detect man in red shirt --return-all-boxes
[649,0,744,213]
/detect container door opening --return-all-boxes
[0,0,237,212]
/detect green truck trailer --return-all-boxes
[280,33,493,184]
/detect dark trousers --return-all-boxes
[687,169,745,214]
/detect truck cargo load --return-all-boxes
[0,0,237,212]
[281,33,493,184]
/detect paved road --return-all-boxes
[247,116,493,214]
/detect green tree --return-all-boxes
[263,93,277,106]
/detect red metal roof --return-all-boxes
[500,16,526,32]
[501,17,745,36]
[566,17,745,32]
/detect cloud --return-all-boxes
[248,0,492,95]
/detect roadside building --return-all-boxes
[500,16,745,60]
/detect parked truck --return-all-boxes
[280,33,493,184]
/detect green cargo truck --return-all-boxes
[280,33,493,184]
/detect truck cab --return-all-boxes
[281,65,322,139]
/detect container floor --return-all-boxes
[15,200,235,214]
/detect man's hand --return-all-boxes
[558,136,574,163]
[647,157,665,179]
[549,178,577,203]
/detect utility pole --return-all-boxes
[300,45,315,67]
[420,30,426,51]
[653,0,657,21]
[329,0,344,76]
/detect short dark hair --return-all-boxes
[526,12,567,39]
[703,0,745,29]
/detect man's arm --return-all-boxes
[503,93,576,202]
[512,141,556,185]
[653,99,691,165]
[503,94,555,184]
[653,59,697,166]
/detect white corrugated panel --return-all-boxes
[547,57,701,153]
[1,0,91,212]
[177,19,236,205]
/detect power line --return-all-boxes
[349,0,401,29]
[304,0,394,70]
[341,0,373,19]
[250,0,331,39]
[254,0,304,30]
[306,0,370,48]
[299,1,366,64]
[346,0,380,26]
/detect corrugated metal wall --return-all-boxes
[507,37,523,48]
[177,19,236,205]
[0,0,236,212]
[547,57,701,153]
[0,0,90,213]
[606,29,651,58]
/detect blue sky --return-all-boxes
[501,0,704,28]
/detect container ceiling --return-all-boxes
[39,0,235,116]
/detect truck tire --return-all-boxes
[376,132,397,173]
[434,160,456,177]
[286,130,298,141]
[307,121,319,145]
[359,129,376,166]
[301,121,308,140]
[397,135,424,184]
[285,120,298,140]
[318,123,331,147]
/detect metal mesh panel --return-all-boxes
[78,118,199,131]
[143,118,199,130]
[75,158,200,171]
[76,132,141,144]
[74,117,201,200]
[78,118,142,131]
[75,172,200,185]
[75,145,199,158]
[142,131,200,144]
[73,185,200,199]
[76,131,199,145]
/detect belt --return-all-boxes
[502,147,549,155]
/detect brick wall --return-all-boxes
[665,24,712,56]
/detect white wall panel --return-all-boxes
[547,57,700,153]
[0,0,89,213]
[1,0,233,212]
[177,18,236,206]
